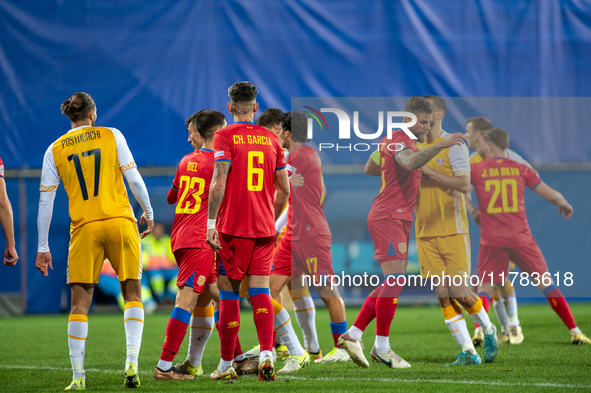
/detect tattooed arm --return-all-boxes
[206,162,230,249]
[395,132,467,172]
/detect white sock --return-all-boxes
[348,326,363,341]
[157,360,172,370]
[445,314,475,355]
[373,335,390,354]
[467,303,493,335]
[234,353,246,362]
[123,302,144,366]
[259,350,273,365]
[570,327,582,335]
[292,295,320,353]
[218,358,233,372]
[503,295,520,326]
[493,298,509,334]
[186,306,214,367]
[68,315,88,381]
[275,307,305,357]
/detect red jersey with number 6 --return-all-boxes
[471,157,541,247]
[170,148,214,252]
[214,122,286,238]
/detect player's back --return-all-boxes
[290,145,330,241]
[170,148,214,252]
[368,131,420,223]
[214,122,286,238]
[469,149,531,167]
[46,126,135,231]
[471,157,541,247]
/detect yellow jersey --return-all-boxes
[415,131,470,238]
[40,126,136,233]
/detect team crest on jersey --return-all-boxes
[398,243,407,253]
[197,275,206,286]
[437,157,445,166]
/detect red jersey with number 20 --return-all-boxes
[214,122,286,238]
[471,157,542,247]
[368,130,420,223]
[170,148,214,252]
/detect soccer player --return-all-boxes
[269,111,350,364]
[153,110,228,380]
[471,127,590,345]
[465,117,525,346]
[339,97,467,368]
[207,82,289,381]
[35,92,154,390]
[0,157,18,266]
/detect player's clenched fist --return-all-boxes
[207,228,221,250]
[35,251,53,277]
[439,132,467,149]
[290,173,305,189]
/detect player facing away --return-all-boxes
[339,97,467,368]
[207,82,290,381]
[35,93,154,390]
[414,97,498,366]
[153,110,227,380]
[0,157,18,266]
[269,112,350,364]
[471,128,591,345]
[465,117,525,346]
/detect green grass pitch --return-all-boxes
[1,303,590,392]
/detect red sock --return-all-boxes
[234,336,243,358]
[160,307,191,362]
[273,331,278,347]
[352,286,382,331]
[219,291,241,361]
[546,288,577,330]
[250,290,274,352]
[375,275,404,337]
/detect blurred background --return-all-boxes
[1,0,590,314]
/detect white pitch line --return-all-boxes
[1,365,589,389]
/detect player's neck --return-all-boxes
[426,123,443,143]
[289,141,305,153]
[202,140,214,150]
[71,120,93,129]
[233,114,255,123]
[489,147,506,158]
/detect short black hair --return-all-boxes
[228,81,258,115]
[185,110,225,141]
[483,127,510,150]
[281,112,308,143]
[404,97,433,116]
[466,116,492,133]
[423,95,446,115]
[257,108,285,128]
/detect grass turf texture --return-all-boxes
[1,304,590,392]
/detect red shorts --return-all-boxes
[368,218,412,263]
[173,248,217,294]
[218,233,274,280]
[478,239,548,283]
[272,235,335,278]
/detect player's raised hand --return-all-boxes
[290,173,305,189]
[438,133,467,149]
[35,251,53,276]
[558,202,573,219]
[139,213,154,238]
[207,228,221,250]
[4,245,18,266]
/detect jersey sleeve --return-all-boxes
[275,138,287,171]
[449,143,470,176]
[469,163,477,184]
[111,128,137,171]
[507,149,533,168]
[39,145,60,191]
[0,157,4,178]
[213,131,232,165]
[392,133,412,158]
[522,165,542,189]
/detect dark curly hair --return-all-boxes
[61,92,96,122]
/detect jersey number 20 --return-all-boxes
[485,178,518,214]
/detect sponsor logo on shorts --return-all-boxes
[214,151,224,158]
[228,321,239,328]
[256,308,269,314]
[197,275,206,286]
[398,243,407,253]
[437,157,445,166]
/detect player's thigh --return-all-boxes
[174,247,215,294]
[103,218,142,281]
[68,221,107,284]
[271,236,294,277]
[478,245,510,283]
[247,236,275,277]
[416,237,446,279]
[508,240,549,278]
[439,233,471,277]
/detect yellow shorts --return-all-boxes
[417,234,471,279]
[67,217,142,284]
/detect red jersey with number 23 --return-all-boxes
[214,122,286,238]
[367,130,420,223]
[471,157,541,247]
[170,148,214,252]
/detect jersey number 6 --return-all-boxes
[247,151,264,191]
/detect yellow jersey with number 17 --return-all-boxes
[415,131,471,238]
[40,126,136,233]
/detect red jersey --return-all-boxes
[289,145,331,241]
[471,157,542,247]
[170,148,214,252]
[214,122,287,238]
[367,131,420,223]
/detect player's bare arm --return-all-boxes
[207,161,230,249]
[464,187,480,225]
[364,150,380,177]
[274,168,290,221]
[290,173,305,189]
[420,166,470,194]
[534,181,574,219]
[396,133,466,171]
[0,177,18,266]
